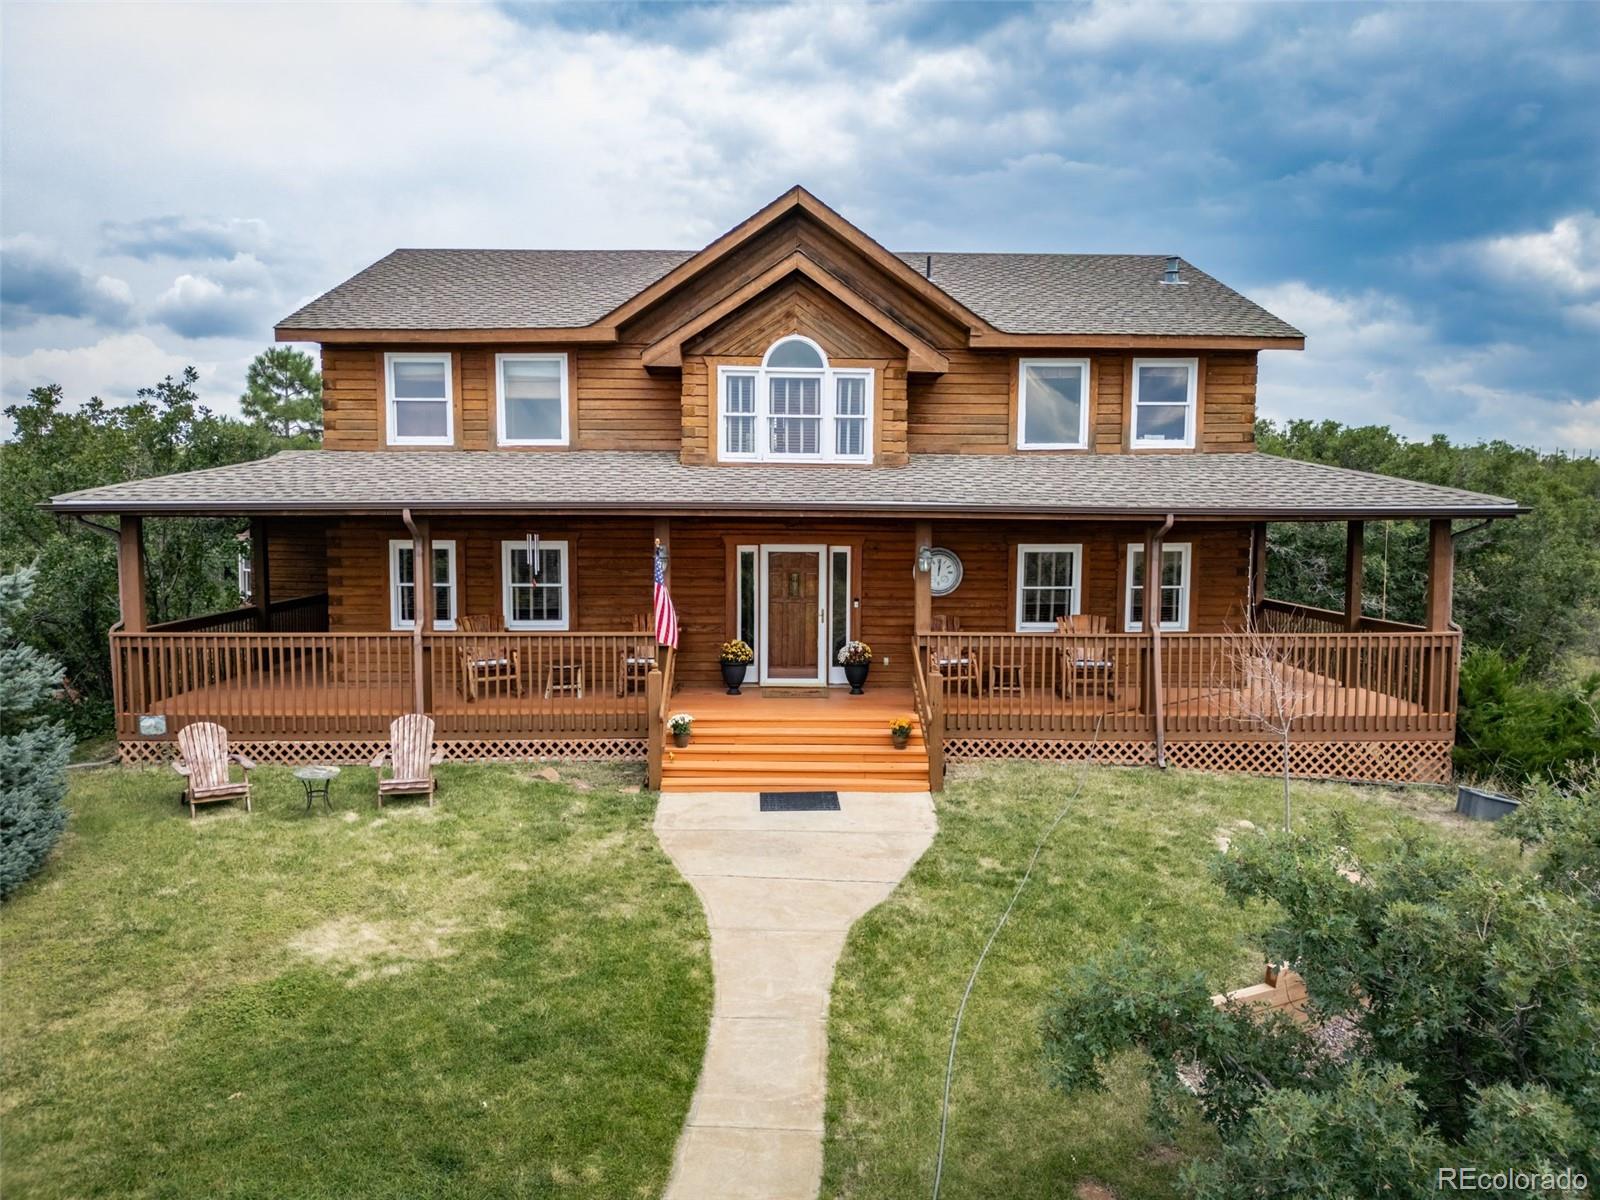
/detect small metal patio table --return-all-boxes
[293,765,341,813]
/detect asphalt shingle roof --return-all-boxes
[278,249,1302,339]
[51,451,1518,520]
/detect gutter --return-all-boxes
[1148,514,1176,769]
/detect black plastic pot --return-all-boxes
[844,660,870,695]
[891,732,909,750]
[720,660,748,695]
[1455,785,1519,822]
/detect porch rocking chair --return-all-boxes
[371,713,444,807]
[928,615,983,695]
[456,614,522,702]
[172,721,254,818]
[617,613,657,697]
[1055,614,1117,701]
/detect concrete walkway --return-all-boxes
[655,791,937,1200]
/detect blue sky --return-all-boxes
[2,1,1597,447]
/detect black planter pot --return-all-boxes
[720,660,748,695]
[843,660,870,695]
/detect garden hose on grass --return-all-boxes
[931,713,1105,1200]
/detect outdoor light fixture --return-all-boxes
[917,545,933,573]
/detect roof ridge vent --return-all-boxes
[1161,255,1185,285]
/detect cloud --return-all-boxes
[148,270,271,339]
[100,215,270,262]
[0,235,134,328]
[0,332,219,408]
[1468,211,1600,296]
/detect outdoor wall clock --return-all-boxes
[929,547,964,596]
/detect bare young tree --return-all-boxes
[1217,620,1322,830]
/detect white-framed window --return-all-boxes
[1017,359,1090,449]
[384,352,453,446]
[1130,358,1197,449]
[389,539,458,630]
[501,539,569,630]
[237,553,253,603]
[496,353,569,446]
[717,335,873,463]
[1015,543,1083,631]
[1124,542,1192,631]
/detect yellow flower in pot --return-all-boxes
[888,715,913,749]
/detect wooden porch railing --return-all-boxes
[916,628,1459,740]
[112,625,652,742]
[910,644,945,791]
[148,593,330,635]
[1256,597,1428,635]
[646,644,676,790]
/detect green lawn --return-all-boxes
[1,763,711,1200]
[821,763,1514,1200]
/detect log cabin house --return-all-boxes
[51,187,1521,791]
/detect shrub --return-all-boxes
[1455,646,1600,785]
[0,566,71,900]
[1043,816,1600,1194]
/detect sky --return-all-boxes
[2,1,1597,449]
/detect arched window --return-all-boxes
[719,336,873,462]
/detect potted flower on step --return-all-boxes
[668,712,694,748]
[837,640,873,694]
[719,640,753,695]
[888,715,913,750]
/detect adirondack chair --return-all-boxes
[455,613,521,702]
[172,721,254,818]
[1055,614,1117,701]
[927,615,983,695]
[617,612,656,697]
[371,714,444,806]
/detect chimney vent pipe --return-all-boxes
[1162,256,1182,284]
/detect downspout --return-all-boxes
[401,507,425,716]
[1149,513,1175,769]
[68,514,122,540]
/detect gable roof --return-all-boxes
[50,450,1519,521]
[276,187,1302,343]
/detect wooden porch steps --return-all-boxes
[660,696,930,793]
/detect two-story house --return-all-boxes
[52,188,1520,791]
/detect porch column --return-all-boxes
[1343,520,1364,631]
[411,515,433,714]
[249,517,272,631]
[117,515,147,632]
[1424,518,1454,631]
[913,520,932,633]
[1250,521,1268,618]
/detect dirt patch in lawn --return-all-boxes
[288,915,483,982]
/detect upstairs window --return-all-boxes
[385,353,453,446]
[1131,358,1197,449]
[719,336,873,463]
[496,353,569,445]
[1017,359,1090,449]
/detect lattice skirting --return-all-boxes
[945,737,1451,785]
[119,738,647,767]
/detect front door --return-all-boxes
[761,545,825,684]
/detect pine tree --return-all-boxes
[0,566,71,900]
[239,347,322,441]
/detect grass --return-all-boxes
[821,763,1515,1200]
[1,762,711,1200]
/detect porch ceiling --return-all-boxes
[49,450,1523,521]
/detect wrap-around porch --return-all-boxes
[106,511,1463,787]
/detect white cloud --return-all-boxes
[1469,211,1600,297]
[0,333,223,408]
[149,270,271,339]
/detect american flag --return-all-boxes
[653,542,679,649]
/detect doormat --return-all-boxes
[760,792,841,812]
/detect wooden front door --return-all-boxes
[763,547,824,682]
